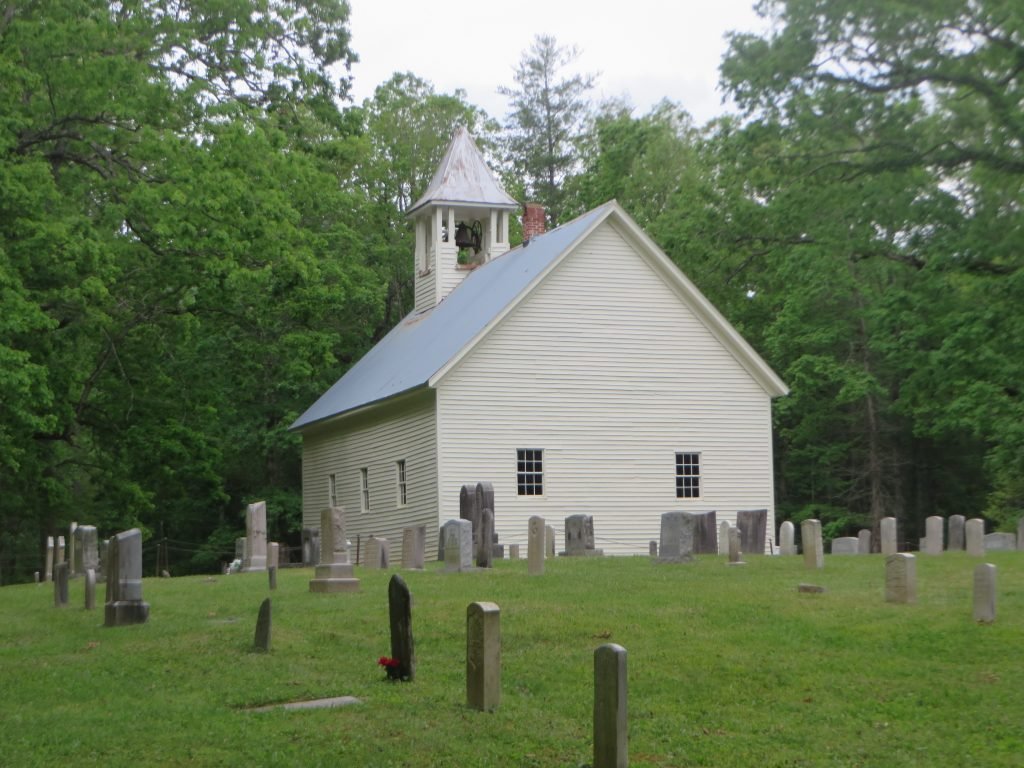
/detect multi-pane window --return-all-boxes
[360,468,369,512]
[675,452,700,498]
[396,460,407,507]
[328,473,338,507]
[517,449,543,496]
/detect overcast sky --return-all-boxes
[345,0,769,126]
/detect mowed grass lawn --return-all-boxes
[2,552,1022,767]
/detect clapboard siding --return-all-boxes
[301,390,439,561]
[436,220,777,554]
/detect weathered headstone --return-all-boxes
[460,483,481,553]
[268,566,277,591]
[477,509,494,568]
[718,521,730,555]
[880,516,898,556]
[545,525,555,558]
[736,509,767,555]
[984,532,1016,551]
[692,510,718,554]
[53,562,69,607]
[649,540,658,557]
[564,514,603,556]
[948,515,966,551]
[801,519,824,569]
[973,563,996,624]
[309,507,360,593]
[727,526,744,566]
[55,536,65,570]
[779,521,796,556]
[508,544,520,559]
[301,527,320,566]
[388,574,415,681]
[858,529,872,554]
[466,601,500,711]
[268,542,280,570]
[593,643,628,768]
[84,569,96,610]
[965,518,985,556]
[364,536,390,569]
[400,525,425,570]
[528,516,545,576]
[242,500,268,572]
[254,598,271,652]
[104,529,150,626]
[924,516,944,555]
[831,537,860,555]
[444,519,473,572]
[77,525,99,575]
[658,512,696,564]
[68,522,78,576]
[44,536,54,582]
[885,553,916,604]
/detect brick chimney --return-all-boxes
[522,203,546,242]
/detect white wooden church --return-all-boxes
[290,127,789,556]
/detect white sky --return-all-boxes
[345,0,769,126]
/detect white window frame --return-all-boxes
[517,448,543,496]
[359,468,369,513]
[396,460,407,507]
[675,452,701,499]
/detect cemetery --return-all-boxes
[3,515,1024,767]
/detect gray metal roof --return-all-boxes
[406,127,519,215]
[290,204,611,431]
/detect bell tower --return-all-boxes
[407,127,519,313]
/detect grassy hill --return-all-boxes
[2,553,1022,766]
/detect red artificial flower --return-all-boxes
[377,656,400,668]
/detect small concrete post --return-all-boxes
[466,602,500,711]
[973,563,996,624]
[528,516,545,575]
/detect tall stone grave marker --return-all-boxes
[594,643,628,768]
[692,510,718,554]
[477,509,494,568]
[53,562,69,607]
[77,525,99,575]
[84,569,97,610]
[727,526,744,566]
[802,519,824,569]
[443,519,473,572]
[389,574,415,681]
[68,522,78,576]
[309,507,360,593]
[268,542,280,570]
[254,598,271,652]
[948,515,966,551]
[924,516,944,555]
[55,536,65,570]
[467,601,500,711]
[737,509,768,555]
[545,525,555,558]
[401,525,425,570]
[242,501,268,572]
[858,529,872,554]
[460,484,481,552]
[885,553,916,604]
[44,536,54,582]
[658,512,696,564]
[965,518,985,556]
[779,521,796,556]
[528,516,545,576]
[973,563,996,624]
[831,537,860,555]
[104,529,150,626]
[718,521,730,555]
[880,517,898,555]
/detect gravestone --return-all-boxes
[593,643,628,768]
[444,519,473,572]
[268,566,277,591]
[460,483,482,554]
[779,521,796,556]
[718,521,730,555]
[727,526,744,565]
[254,598,271,652]
[389,574,415,681]
[973,563,996,624]
[736,509,768,555]
[528,516,545,576]
[466,601,500,711]
[984,532,1016,551]
[885,553,916,604]
[858,529,872,554]
[692,510,718,554]
[802,519,824,569]
[104,528,150,626]
[364,536,389,569]
[948,515,966,551]
[309,507,360,593]
[68,522,78,576]
[84,569,96,610]
[508,544,520,559]
[301,527,320,566]
[831,537,860,555]
[545,525,556,558]
[55,536,65,570]
[564,515,603,556]
[242,501,268,572]
[879,517,897,555]
[54,563,69,607]
[77,526,99,575]
[649,541,658,557]
[268,542,280,570]
[924,516,944,555]
[401,525,425,570]
[965,518,985,556]
[658,512,696,564]
[45,536,54,582]
[478,509,494,568]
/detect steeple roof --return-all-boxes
[407,127,519,215]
